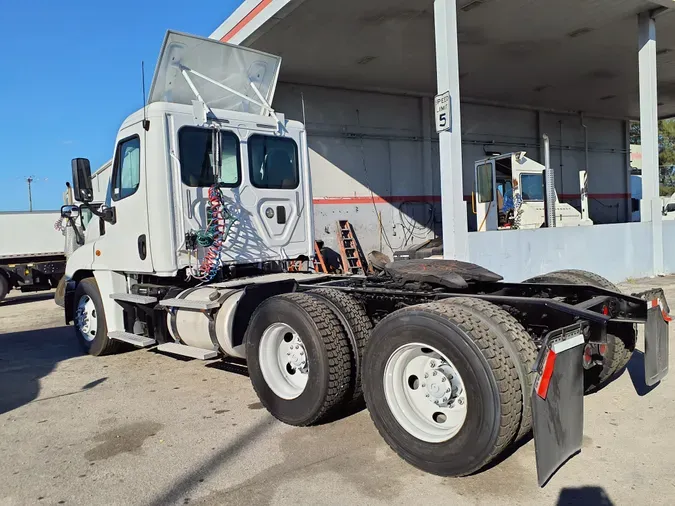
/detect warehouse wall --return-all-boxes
[273,83,630,256]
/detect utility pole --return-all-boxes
[27,176,33,212]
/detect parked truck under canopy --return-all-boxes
[60,31,670,487]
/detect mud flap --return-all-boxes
[644,293,670,386]
[531,323,587,487]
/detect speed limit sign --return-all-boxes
[434,91,451,133]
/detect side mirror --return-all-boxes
[71,158,93,202]
[61,204,80,219]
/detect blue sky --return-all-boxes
[0,0,241,211]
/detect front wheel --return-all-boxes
[73,278,120,356]
[362,302,523,476]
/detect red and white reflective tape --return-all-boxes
[647,298,672,322]
[535,334,585,400]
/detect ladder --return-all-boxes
[336,220,367,275]
[314,241,328,273]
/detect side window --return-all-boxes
[476,163,494,203]
[520,173,545,201]
[112,136,141,201]
[179,127,240,187]
[248,135,299,189]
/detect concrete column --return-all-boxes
[638,11,659,222]
[434,0,469,261]
[638,11,663,275]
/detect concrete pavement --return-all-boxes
[1,279,675,505]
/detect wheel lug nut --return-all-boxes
[425,394,430,398]
[441,377,446,382]
[421,383,426,387]
[458,398,465,405]
[432,371,437,376]
[424,373,428,378]
[430,361,435,367]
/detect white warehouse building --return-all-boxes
[210,0,675,282]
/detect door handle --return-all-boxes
[138,235,147,260]
[276,206,287,224]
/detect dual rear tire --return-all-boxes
[246,290,537,477]
[245,290,370,426]
[362,298,536,476]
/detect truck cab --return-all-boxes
[62,31,313,336]
[474,151,592,231]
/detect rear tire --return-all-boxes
[73,278,121,356]
[0,272,9,301]
[442,297,537,442]
[307,288,372,406]
[523,269,636,392]
[245,293,353,426]
[362,302,522,476]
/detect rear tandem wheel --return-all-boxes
[362,301,526,476]
[245,292,353,426]
[523,269,636,392]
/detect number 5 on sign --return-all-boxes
[435,91,452,133]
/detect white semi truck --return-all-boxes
[60,31,670,486]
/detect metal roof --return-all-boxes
[213,0,675,118]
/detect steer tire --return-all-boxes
[307,288,372,407]
[245,293,353,426]
[362,302,522,476]
[523,269,636,392]
[441,297,537,442]
[0,272,9,301]
[73,278,121,356]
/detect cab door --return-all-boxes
[475,160,498,232]
[241,132,307,257]
[92,124,153,272]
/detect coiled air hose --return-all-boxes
[193,184,238,281]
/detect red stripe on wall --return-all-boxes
[313,195,441,205]
[313,194,630,205]
[221,0,272,43]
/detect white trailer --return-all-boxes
[0,211,67,300]
[60,32,670,486]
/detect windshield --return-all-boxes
[520,173,545,201]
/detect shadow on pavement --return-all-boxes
[0,291,55,307]
[626,350,659,396]
[146,417,273,506]
[0,325,84,414]
[557,486,614,505]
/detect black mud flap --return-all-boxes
[639,289,671,386]
[531,322,587,487]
